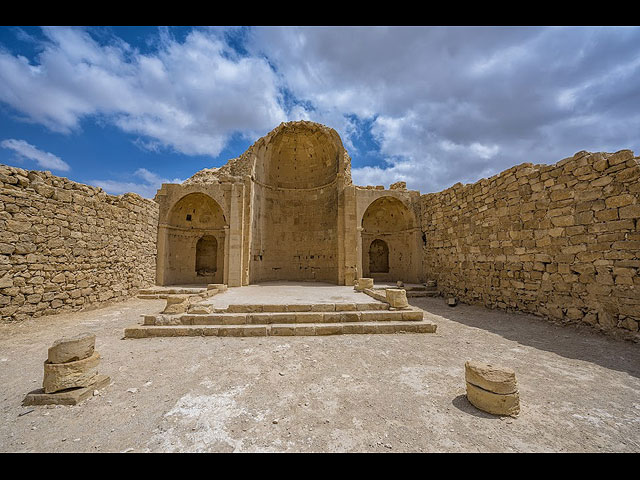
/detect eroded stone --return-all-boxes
[47,333,95,364]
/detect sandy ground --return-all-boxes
[1,294,639,453]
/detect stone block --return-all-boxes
[47,333,95,364]
[43,352,101,394]
[386,288,409,309]
[466,382,520,416]
[162,295,190,314]
[354,278,374,292]
[464,361,518,395]
[24,374,110,406]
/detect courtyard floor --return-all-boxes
[0,289,639,453]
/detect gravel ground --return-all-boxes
[1,295,639,453]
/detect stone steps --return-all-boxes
[191,302,390,314]
[143,308,425,327]
[124,320,437,338]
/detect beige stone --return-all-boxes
[466,382,520,416]
[24,374,110,406]
[47,333,95,364]
[386,288,409,309]
[1,126,639,341]
[464,361,518,395]
[163,295,190,314]
[42,352,101,394]
[354,278,374,291]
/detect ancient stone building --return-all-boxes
[155,121,423,288]
[1,120,638,338]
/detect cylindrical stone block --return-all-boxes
[466,382,520,416]
[465,361,518,395]
[386,288,409,308]
[465,361,520,416]
[43,352,101,394]
[47,333,95,364]
[354,278,374,292]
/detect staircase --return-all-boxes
[124,301,437,338]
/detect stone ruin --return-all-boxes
[0,120,638,341]
[23,333,110,406]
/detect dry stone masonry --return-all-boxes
[1,122,639,342]
[0,165,158,322]
[421,150,640,339]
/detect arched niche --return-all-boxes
[369,239,389,273]
[361,196,417,282]
[162,193,226,285]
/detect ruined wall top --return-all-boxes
[183,121,353,186]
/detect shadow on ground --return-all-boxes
[413,296,640,380]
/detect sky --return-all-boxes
[0,26,639,198]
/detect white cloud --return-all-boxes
[0,27,288,157]
[1,26,640,195]
[90,167,183,199]
[1,138,70,171]
[247,26,640,192]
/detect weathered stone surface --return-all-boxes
[466,382,520,416]
[42,352,101,394]
[465,361,518,395]
[355,278,374,291]
[47,333,95,364]
[24,374,110,406]
[0,164,158,323]
[162,295,190,314]
[386,288,409,309]
[420,150,640,338]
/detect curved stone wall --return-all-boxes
[249,122,345,283]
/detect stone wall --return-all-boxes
[421,150,640,339]
[0,164,159,322]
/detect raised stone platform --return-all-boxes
[125,282,438,338]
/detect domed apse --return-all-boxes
[250,124,343,283]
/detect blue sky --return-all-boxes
[1,26,639,198]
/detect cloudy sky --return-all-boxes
[0,26,639,198]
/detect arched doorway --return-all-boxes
[369,239,389,273]
[361,196,417,282]
[162,192,226,285]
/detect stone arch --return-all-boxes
[361,196,416,232]
[162,192,226,285]
[249,123,344,283]
[361,195,417,282]
[369,239,389,273]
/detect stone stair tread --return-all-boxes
[124,320,437,338]
[148,308,425,325]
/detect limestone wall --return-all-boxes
[421,150,640,337]
[0,164,159,322]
